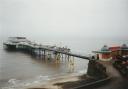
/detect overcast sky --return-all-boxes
[0,0,128,39]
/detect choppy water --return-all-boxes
[0,37,127,89]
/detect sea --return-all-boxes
[0,36,127,89]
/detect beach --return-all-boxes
[27,61,128,89]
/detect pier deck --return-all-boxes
[3,37,90,60]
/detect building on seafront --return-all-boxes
[92,45,111,61]
[92,44,128,61]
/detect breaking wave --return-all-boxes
[2,75,50,89]
[2,70,87,89]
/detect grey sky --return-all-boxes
[0,0,128,39]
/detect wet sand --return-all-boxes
[27,74,86,89]
[27,73,99,89]
[27,73,98,89]
[28,61,128,89]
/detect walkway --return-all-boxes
[96,61,128,89]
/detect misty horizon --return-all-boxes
[0,0,128,40]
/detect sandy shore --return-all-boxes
[26,73,86,89]
[26,73,98,89]
[26,61,128,89]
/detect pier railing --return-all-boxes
[3,37,90,60]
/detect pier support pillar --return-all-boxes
[68,56,75,72]
[55,53,61,63]
[67,55,70,62]
[44,50,46,60]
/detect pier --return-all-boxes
[3,37,127,89]
[3,37,90,62]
